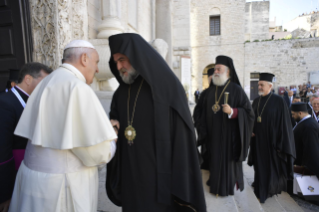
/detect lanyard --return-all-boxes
[293,115,311,131]
[11,87,26,108]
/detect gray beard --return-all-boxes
[212,73,229,86]
[120,67,139,84]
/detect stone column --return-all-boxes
[97,0,124,39]
[156,0,173,69]
[88,0,125,116]
[90,0,124,95]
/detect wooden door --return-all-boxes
[0,0,32,90]
[250,81,259,100]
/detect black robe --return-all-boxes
[248,92,296,203]
[0,89,28,203]
[197,81,254,196]
[193,87,210,170]
[293,117,319,178]
[106,33,206,212]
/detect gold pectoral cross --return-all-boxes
[257,116,262,123]
[212,103,221,114]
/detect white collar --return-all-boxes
[293,115,311,130]
[15,85,30,97]
[60,63,86,83]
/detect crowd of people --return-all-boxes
[0,34,318,212]
[299,10,319,16]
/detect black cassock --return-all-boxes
[193,87,211,169]
[248,93,296,203]
[197,81,254,196]
[106,33,206,212]
[293,117,319,178]
[0,89,28,203]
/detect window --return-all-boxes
[210,16,220,36]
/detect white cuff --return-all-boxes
[228,108,233,119]
[110,140,117,159]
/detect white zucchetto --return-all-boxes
[64,40,96,50]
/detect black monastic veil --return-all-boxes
[106,33,206,212]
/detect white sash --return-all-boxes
[11,87,26,108]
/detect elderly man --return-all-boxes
[195,56,254,197]
[310,97,319,123]
[106,33,206,212]
[248,73,295,203]
[283,90,294,108]
[9,40,118,212]
[0,63,52,212]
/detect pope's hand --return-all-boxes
[222,104,232,115]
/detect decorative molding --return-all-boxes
[30,0,58,69]
[30,0,86,69]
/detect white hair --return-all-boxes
[62,47,94,63]
[268,82,273,87]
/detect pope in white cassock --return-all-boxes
[9,40,118,212]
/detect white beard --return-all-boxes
[212,72,229,86]
[120,66,139,84]
[258,91,264,96]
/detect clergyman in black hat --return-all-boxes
[248,73,296,203]
[106,33,206,212]
[195,55,254,197]
[291,102,319,178]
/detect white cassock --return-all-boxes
[9,64,118,212]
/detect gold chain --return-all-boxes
[257,92,273,117]
[127,79,144,126]
[215,80,231,104]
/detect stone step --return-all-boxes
[97,164,305,212]
[242,162,304,212]
[202,169,264,212]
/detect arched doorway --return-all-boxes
[202,64,215,89]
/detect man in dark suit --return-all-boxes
[0,62,52,212]
[283,90,294,108]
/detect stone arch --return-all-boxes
[211,7,221,15]
[202,64,215,89]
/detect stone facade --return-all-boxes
[190,0,246,91]
[245,1,269,41]
[29,0,319,98]
[244,38,319,96]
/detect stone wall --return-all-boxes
[172,0,192,79]
[244,38,319,96]
[245,1,269,41]
[190,0,246,92]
